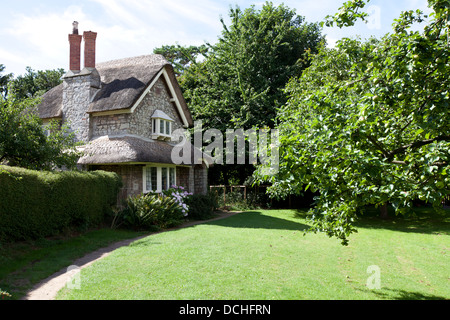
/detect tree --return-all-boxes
[0,89,80,171]
[9,66,65,100]
[0,64,12,98]
[182,2,324,130]
[255,0,450,245]
[179,2,324,184]
[153,44,209,77]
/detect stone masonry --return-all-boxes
[91,77,184,140]
[62,69,100,143]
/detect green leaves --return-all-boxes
[0,91,79,170]
[322,0,371,28]
[181,1,324,131]
[256,0,450,245]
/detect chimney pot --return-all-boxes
[72,21,79,35]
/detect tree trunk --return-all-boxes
[380,203,389,219]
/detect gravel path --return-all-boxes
[22,211,239,300]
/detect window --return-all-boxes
[143,166,176,193]
[145,167,157,192]
[151,110,174,140]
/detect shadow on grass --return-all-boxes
[205,211,309,231]
[371,288,447,300]
[353,206,450,235]
[291,206,449,236]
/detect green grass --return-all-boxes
[0,228,146,299]
[54,209,449,300]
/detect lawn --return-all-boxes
[0,228,146,299]
[55,209,449,300]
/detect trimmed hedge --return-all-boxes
[0,165,122,242]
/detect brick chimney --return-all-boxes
[68,21,82,72]
[83,31,97,69]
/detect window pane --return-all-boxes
[160,120,164,134]
[145,167,151,191]
[146,167,157,191]
[151,167,157,191]
[166,121,170,135]
[161,168,168,190]
[152,119,156,133]
[169,168,175,187]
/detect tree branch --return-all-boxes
[391,160,447,166]
[366,134,390,158]
[387,135,450,159]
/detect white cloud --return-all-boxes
[0,47,28,66]
[1,6,89,74]
[89,0,145,28]
[1,0,226,74]
[0,0,433,76]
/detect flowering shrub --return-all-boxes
[113,186,192,231]
[163,185,192,217]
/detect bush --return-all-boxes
[0,165,121,242]
[117,191,186,231]
[216,190,271,211]
[185,192,219,220]
[162,186,191,217]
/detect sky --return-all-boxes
[0,0,432,77]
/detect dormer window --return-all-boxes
[151,110,174,141]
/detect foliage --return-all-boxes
[181,1,324,131]
[185,192,219,220]
[153,44,209,77]
[118,190,187,230]
[0,166,122,242]
[255,0,450,245]
[7,66,64,100]
[0,90,80,170]
[163,185,192,216]
[322,0,371,28]
[0,64,12,98]
[178,2,324,185]
[216,190,272,211]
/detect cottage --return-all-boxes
[38,22,209,200]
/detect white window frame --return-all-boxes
[151,110,174,141]
[143,165,177,193]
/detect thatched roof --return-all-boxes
[38,54,193,126]
[78,135,211,166]
[38,85,63,119]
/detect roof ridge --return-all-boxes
[96,54,169,68]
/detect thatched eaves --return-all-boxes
[78,135,212,167]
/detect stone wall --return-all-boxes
[90,164,144,201]
[90,77,184,139]
[62,69,100,143]
[176,166,192,194]
[194,164,208,195]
